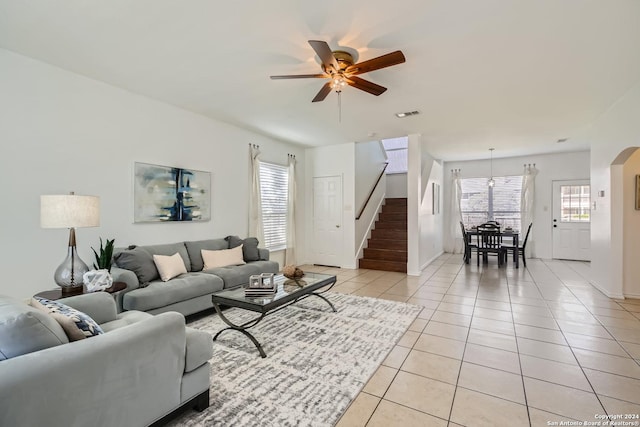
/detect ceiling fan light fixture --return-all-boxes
[331,75,347,91]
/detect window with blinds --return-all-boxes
[460,175,523,230]
[259,162,288,250]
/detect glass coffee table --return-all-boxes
[210,272,337,358]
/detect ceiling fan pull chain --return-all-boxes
[338,90,342,123]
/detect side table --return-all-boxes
[34,282,127,301]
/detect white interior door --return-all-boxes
[552,180,591,261]
[313,176,343,267]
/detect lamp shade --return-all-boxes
[40,194,100,228]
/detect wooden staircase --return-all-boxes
[359,198,407,273]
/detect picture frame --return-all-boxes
[636,175,640,210]
[133,162,211,223]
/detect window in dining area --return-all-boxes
[559,184,590,222]
[460,175,523,230]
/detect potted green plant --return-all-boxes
[92,237,115,272]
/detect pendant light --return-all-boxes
[488,148,495,187]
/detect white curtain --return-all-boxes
[445,169,464,254]
[248,144,264,245]
[285,154,297,266]
[520,163,537,256]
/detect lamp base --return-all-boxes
[54,244,89,291]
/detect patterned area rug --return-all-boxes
[167,292,421,427]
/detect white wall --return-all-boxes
[623,149,640,297]
[354,140,388,260]
[0,49,306,300]
[354,140,387,213]
[443,151,590,259]
[386,173,408,198]
[407,135,444,275]
[585,80,640,299]
[304,143,356,268]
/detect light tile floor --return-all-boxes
[301,254,640,427]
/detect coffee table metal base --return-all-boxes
[212,285,336,358]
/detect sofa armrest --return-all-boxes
[258,248,270,261]
[110,266,139,312]
[184,327,213,373]
[111,266,139,291]
[0,312,187,427]
[60,292,118,324]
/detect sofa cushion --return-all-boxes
[226,235,261,262]
[184,239,228,271]
[122,272,223,312]
[0,296,69,360]
[184,328,213,373]
[99,310,153,332]
[32,297,104,341]
[204,260,279,288]
[115,243,192,284]
[114,246,158,284]
[154,253,188,282]
[202,246,245,270]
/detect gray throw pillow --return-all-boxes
[114,246,158,284]
[226,235,260,262]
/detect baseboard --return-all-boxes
[623,292,640,299]
[408,251,445,275]
[421,251,444,271]
[590,280,624,299]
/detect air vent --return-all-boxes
[395,111,420,118]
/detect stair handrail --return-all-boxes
[356,162,389,220]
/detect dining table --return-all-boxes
[465,228,520,268]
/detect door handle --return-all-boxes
[553,225,557,227]
[336,225,340,228]
[553,219,557,222]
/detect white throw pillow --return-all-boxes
[202,245,246,270]
[153,252,187,282]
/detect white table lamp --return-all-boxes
[41,192,100,293]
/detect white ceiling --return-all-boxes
[1,0,639,161]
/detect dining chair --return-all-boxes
[502,222,532,268]
[460,221,477,264]
[477,226,507,267]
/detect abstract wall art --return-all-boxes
[134,162,211,222]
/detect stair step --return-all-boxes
[384,198,407,206]
[371,229,407,240]
[359,259,407,273]
[363,248,408,261]
[379,212,406,222]
[375,221,407,230]
[382,204,407,213]
[367,239,407,250]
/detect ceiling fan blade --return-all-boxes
[346,51,406,75]
[346,76,387,96]
[312,82,333,102]
[308,40,339,72]
[270,74,329,80]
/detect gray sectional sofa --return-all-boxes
[111,237,279,316]
[0,292,212,427]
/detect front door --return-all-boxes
[313,176,343,267]
[552,180,591,261]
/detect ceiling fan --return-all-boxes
[270,40,406,102]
